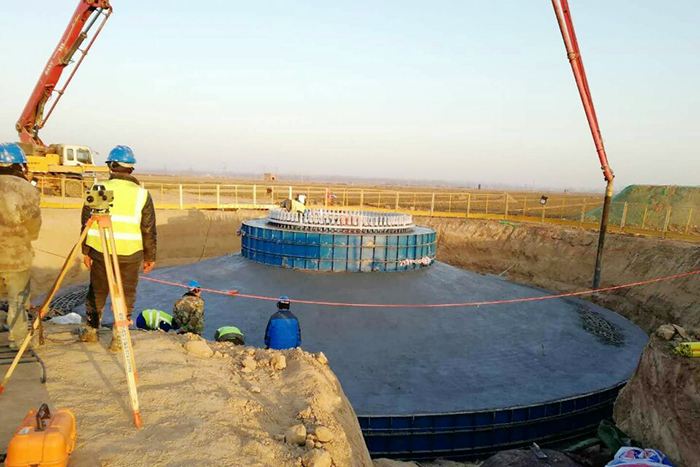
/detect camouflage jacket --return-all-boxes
[0,175,41,272]
[173,294,205,335]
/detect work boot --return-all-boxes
[79,327,99,343]
[108,335,122,353]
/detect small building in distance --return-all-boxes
[263,173,277,182]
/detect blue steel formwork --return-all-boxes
[359,383,623,460]
[241,218,437,272]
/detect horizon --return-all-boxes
[1,1,698,190]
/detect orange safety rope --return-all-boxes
[140,268,700,309]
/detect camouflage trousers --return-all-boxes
[173,298,204,335]
[0,270,31,344]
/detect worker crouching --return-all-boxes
[264,296,301,350]
[0,143,41,350]
[173,280,205,335]
[215,326,245,345]
[80,146,156,351]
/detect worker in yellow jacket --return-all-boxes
[79,146,156,351]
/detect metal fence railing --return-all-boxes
[37,177,699,242]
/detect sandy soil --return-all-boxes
[22,325,371,467]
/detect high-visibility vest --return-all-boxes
[291,199,306,213]
[85,179,148,256]
[216,326,244,339]
[141,309,173,330]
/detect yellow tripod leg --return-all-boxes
[97,217,143,429]
[0,218,94,395]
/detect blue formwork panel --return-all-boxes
[359,383,624,460]
[240,219,437,272]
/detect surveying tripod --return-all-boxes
[0,189,143,429]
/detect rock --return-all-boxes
[672,324,691,340]
[285,424,307,446]
[655,324,676,340]
[241,356,257,372]
[270,354,287,370]
[481,449,582,466]
[305,436,315,449]
[250,385,261,394]
[316,352,328,365]
[314,426,334,443]
[297,406,314,420]
[614,336,700,466]
[213,351,223,358]
[274,434,285,441]
[373,460,419,467]
[183,340,213,358]
[302,449,332,467]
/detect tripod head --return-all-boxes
[85,184,114,213]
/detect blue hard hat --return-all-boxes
[0,143,27,165]
[277,295,291,309]
[187,280,201,289]
[106,145,136,165]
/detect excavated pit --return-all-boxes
[116,211,648,460]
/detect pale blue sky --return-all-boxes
[1,1,698,189]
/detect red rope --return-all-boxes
[140,269,700,309]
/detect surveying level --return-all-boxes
[84,184,114,212]
[0,198,144,429]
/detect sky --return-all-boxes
[0,1,698,190]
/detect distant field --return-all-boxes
[38,173,698,240]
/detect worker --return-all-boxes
[282,194,307,214]
[264,296,301,350]
[135,309,179,332]
[79,145,157,351]
[215,326,245,345]
[173,280,205,335]
[292,194,307,213]
[0,143,41,350]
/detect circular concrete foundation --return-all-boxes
[131,254,647,459]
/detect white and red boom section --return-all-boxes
[16,0,112,147]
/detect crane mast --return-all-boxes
[16,0,112,148]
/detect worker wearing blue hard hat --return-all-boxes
[264,296,301,350]
[0,143,41,349]
[80,145,158,352]
[106,145,137,167]
[173,279,205,335]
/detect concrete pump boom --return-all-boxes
[551,0,615,288]
[16,0,112,147]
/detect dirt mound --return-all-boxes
[31,325,372,467]
[613,332,700,467]
[421,217,699,334]
[587,185,699,230]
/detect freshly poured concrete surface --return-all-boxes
[129,255,647,416]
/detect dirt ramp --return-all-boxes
[35,326,372,467]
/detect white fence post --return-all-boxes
[216,184,221,208]
[179,184,184,209]
[662,207,672,237]
[253,184,257,206]
[620,202,628,229]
